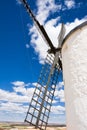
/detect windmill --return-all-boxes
[20,0,65,129]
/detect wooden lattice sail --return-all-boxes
[25,53,60,130]
[20,0,65,129]
[19,1,87,129]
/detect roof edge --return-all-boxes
[62,21,87,47]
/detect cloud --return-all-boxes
[14,0,87,123]
[36,0,61,24]
[51,105,65,114]
[18,0,87,64]
[65,0,75,9]
[50,81,65,104]
[0,89,30,103]
[25,44,30,48]
[16,0,22,5]
[11,81,28,87]
[11,81,35,97]
[58,81,64,88]
[29,17,87,64]
[65,17,87,36]
[29,17,61,63]
[0,81,35,121]
[57,89,65,102]
[0,102,27,113]
[0,80,66,122]
[22,0,86,64]
[0,81,35,103]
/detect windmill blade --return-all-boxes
[24,53,60,130]
[21,0,56,53]
[19,1,64,130]
[58,23,66,48]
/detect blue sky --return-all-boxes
[0,0,87,124]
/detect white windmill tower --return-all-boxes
[62,21,87,130]
[19,0,87,130]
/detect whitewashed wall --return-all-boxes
[62,24,87,130]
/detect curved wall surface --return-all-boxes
[62,21,87,130]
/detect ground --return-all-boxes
[0,123,66,130]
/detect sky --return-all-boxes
[0,0,87,124]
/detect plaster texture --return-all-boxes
[62,25,87,130]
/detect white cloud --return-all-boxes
[58,89,65,102]
[17,0,87,65]
[25,44,30,48]
[16,0,22,5]
[11,81,35,97]
[23,0,87,64]
[0,89,31,103]
[0,81,35,121]
[13,86,34,96]
[51,105,65,114]
[29,17,61,63]
[0,81,35,103]
[0,80,66,122]
[48,113,66,124]
[58,81,64,88]
[14,0,87,124]
[54,89,65,102]
[0,102,27,113]
[12,81,28,87]
[29,16,87,64]
[65,17,87,36]
[36,0,60,24]
[65,0,75,9]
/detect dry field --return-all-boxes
[0,123,66,130]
